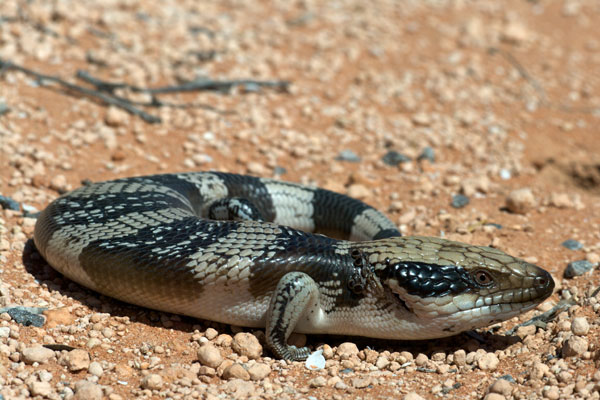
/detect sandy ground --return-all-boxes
[0,0,599,399]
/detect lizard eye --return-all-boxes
[472,270,494,287]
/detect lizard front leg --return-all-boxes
[266,271,320,361]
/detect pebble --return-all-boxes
[88,361,104,377]
[347,183,371,199]
[561,239,583,250]
[247,363,271,380]
[29,381,52,397]
[197,344,223,368]
[548,192,574,208]
[417,147,435,162]
[44,307,75,328]
[542,386,560,400]
[204,327,219,340]
[65,349,91,372]
[0,102,9,116]
[483,393,505,400]
[231,332,262,359]
[382,150,411,166]
[105,106,130,127]
[0,327,9,338]
[223,363,250,380]
[451,194,470,208]
[505,188,536,214]
[0,195,20,211]
[141,373,163,390]
[375,355,390,369]
[351,376,371,388]
[403,393,426,400]
[6,306,46,327]
[571,317,589,335]
[22,346,55,364]
[488,378,513,396]
[335,149,361,162]
[477,353,499,371]
[74,381,103,400]
[562,336,588,357]
[309,376,327,388]
[49,174,70,193]
[564,260,594,278]
[530,362,549,380]
[336,342,359,359]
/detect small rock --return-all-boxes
[483,394,506,400]
[22,346,54,364]
[542,386,560,400]
[549,192,573,208]
[382,150,411,166]
[204,328,218,340]
[571,317,589,335]
[309,376,327,388]
[529,362,549,380]
[587,252,600,264]
[66,349,90,372]
[141,373,163,390]
[561,239,583,250]
[0,195,20,211]
[197,344,223,368]
[74,381,103,400]
[29,381,52,397]
[44,307,75,328]
[222,379,256,398]
[477,353,499,371]
[335,149,361,162]
[322,344,334,359]
[453,349,466,366]
[412,112,431,126]
[223,363,250,380]
[515,324,537,338]
[506,188,536,214]
[347,184,371,199]
[335,380,349,390]
[231,333,262,360]
[501,21,531,44]
[403,393,426,400]
[247,363,271,380]
[105,106,129,127]
[414,353,428,366]
[6,306,45,327]
[50,174,71,194]
[0,327,9,338]
[0,103,9,116]
[336,342,359,359]
[88,361,103,377]
[562,336,588,357]
[489,378,513,396]
[417,147,435,162]
[351,376,371,388]
[451,194,469,208]
[564,260,594,278]
[375,356,390,369]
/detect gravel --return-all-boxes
[450,194,470,208]
[561,239,583,250]
[382,150,411,166]
[564,260,594,278]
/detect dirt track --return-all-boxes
[1,1,599,399]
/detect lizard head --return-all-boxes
[353,236,555,339]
